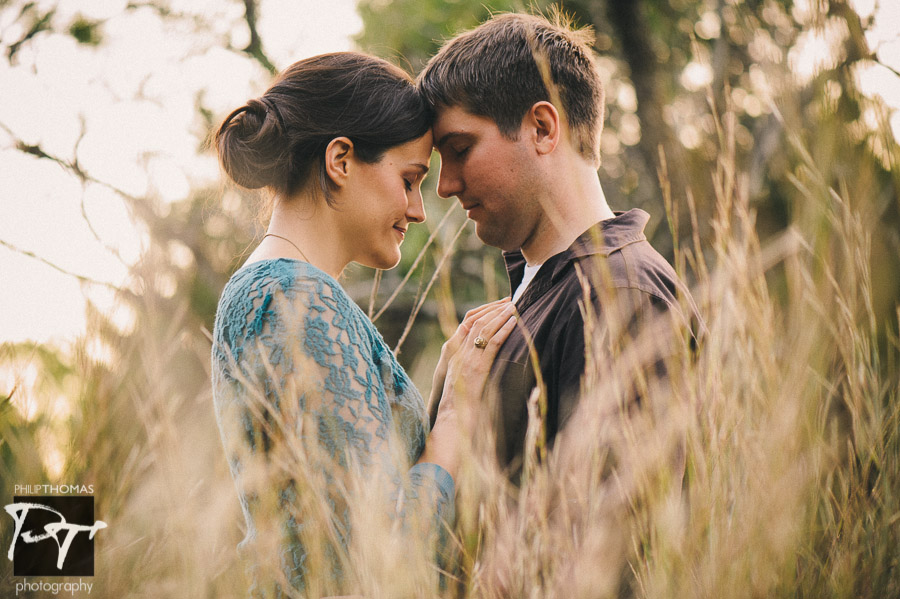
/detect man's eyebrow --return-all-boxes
[434,131,470,148]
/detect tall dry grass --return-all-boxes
[2,102,898,598]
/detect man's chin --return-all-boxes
[474,222,518,252]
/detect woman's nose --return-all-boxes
[406,190,426,223]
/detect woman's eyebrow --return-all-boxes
[409,162,429,174]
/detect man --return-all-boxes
[418,13,701,478]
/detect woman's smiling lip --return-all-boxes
[393,225,407,241]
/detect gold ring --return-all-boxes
[474,336,488,349]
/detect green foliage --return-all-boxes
[68,16,102,46]
[356,0,530,72]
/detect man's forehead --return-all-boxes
[432,106,493,144]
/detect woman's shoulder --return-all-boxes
[214,258,371,339]
[226,257,328,290]
[220,258,347,308]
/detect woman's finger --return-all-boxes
[465,301,513,334]
[470,303,516,346]
[486,312,517,350]
[461,297,510,326]
[460,304,517,366]
[446,299,510,349]
[443,310,518,419]
[445,300,511,355]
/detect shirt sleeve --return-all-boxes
[214,270,453,588]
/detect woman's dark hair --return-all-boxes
[215,52,433,204]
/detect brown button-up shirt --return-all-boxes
[489,209,701,476]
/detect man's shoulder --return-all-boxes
[602,239,681,304]
[573,235,705,346]
[563,214,682,308]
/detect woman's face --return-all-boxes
[338,132,433,270]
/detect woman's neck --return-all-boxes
[245,195,349,278]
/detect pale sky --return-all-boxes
[0,0,363,346]
[0,0,897,347]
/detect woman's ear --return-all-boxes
[324,137,354,187]
[526,101,560,155]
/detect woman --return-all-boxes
[211,52,514,596]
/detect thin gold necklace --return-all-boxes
[263,233,311,263]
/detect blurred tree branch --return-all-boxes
[124,0,277,75]
[0,121,155,223]
[6,4,55,63]
[241,0,276,74]
[0,118,152,285]
[604,0,683,198]
[0,237,122,290]
[829,0,900,79]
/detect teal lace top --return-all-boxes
[211,258,454,594]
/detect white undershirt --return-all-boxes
[512,262,543,303]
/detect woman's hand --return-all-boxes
[443,300,517,413]
[418,300,518,479]
[427,298,511,426]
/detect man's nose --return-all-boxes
[436,163,463,199]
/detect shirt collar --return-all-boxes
[503,208,651,287]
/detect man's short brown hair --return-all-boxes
[417,12,605,164]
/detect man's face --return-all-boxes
[432,105,541,252]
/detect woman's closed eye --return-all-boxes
[404,175,422,192]
[404,170,425,191]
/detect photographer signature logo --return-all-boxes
[4,496,106,576]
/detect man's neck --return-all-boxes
[520,161,614,265]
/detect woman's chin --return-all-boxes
[382,255,403,270]
[362,251,402,271]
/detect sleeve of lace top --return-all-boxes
[213,264,453,585]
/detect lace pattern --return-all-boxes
[211,258,453,594]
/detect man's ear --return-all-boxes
[526,101,560,155]
[324,137,354,187]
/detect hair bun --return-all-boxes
[215,96,289,190]
[215,52,433,202]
